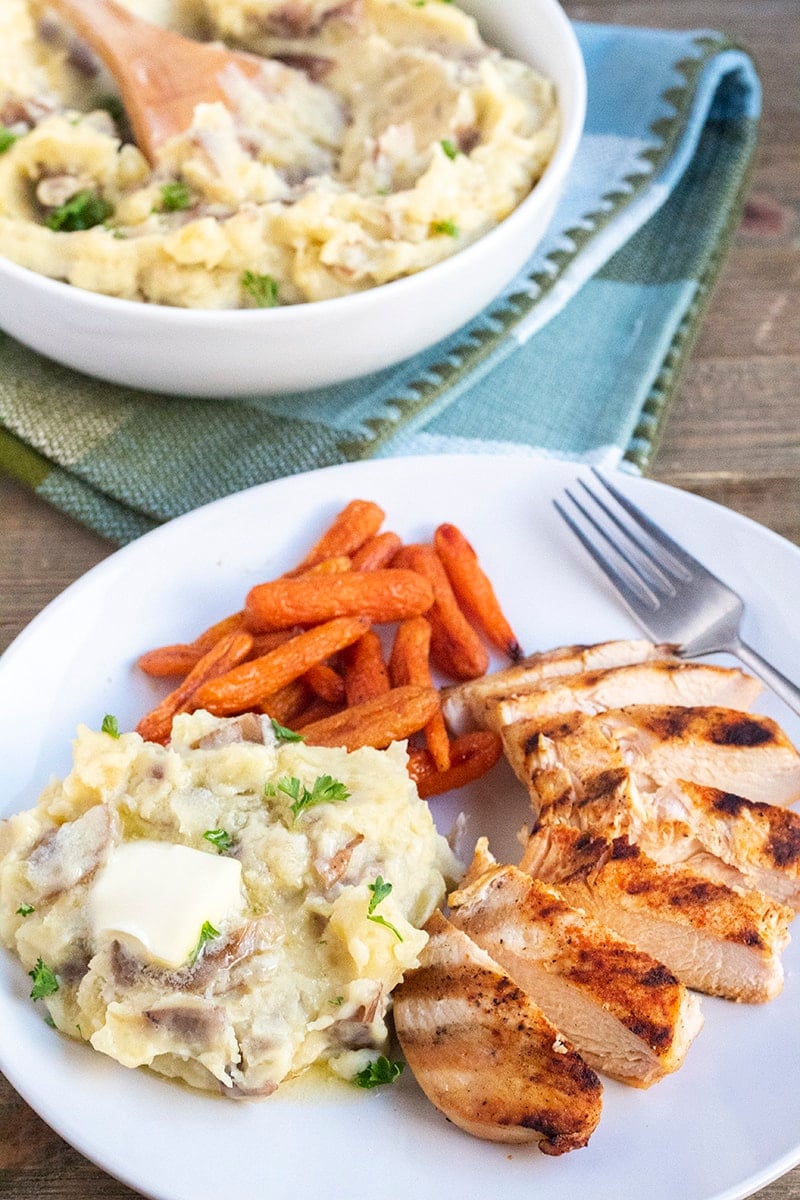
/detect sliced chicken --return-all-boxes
[544,775,800,912]
[442,639,678,734]
[520,826,793,1003]
[503,705,800,818]
[448,842,703,1088]
[488,661,761,731]
[392,909,603,1153]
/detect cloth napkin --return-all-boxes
[0,22,760,546]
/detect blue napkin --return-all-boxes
[0,22,761,544]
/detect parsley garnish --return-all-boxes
[366,876,403,941]
[430,219,459,238]
[440,138,459,160]
[28,958,59,1001]
[270,717,304,743]
[101,713,120,738]
[0,126,18,155]
[242,270,279,308]
[45,190,113,232]
[158,180,192,212]
[189,920,220,965]
[353,1056,404,1088]
[269,774,350,820]
[16,903,34,917]
[203,828,233,853]
[95,93,125,123]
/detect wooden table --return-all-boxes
[1,1,798,1196]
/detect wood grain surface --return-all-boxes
[1,1,798,1197]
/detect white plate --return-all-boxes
[1,455,799,1200]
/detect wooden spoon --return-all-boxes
[48,0,265,163]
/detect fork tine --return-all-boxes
[576,478,679,595]
[590,468,696,582]
[554,493,660,614]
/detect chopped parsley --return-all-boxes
[158,180,192,212]
[203,828,233,853]
[0,126,18,155]
[16,903,35,917]
[440,138,459,160]
[430,218,459,238]
[94,93,125,124]
[353,1055,404,1088]
[270,717,304,743]
[101,713,120,738]
[189,920,220,965]
[267,774,350,820]
[241,270,279,308]
[366,876,403,941]
[28,958,59,1001]
[45,190,114,232]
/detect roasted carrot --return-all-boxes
[300,555,352,576]
[249,628,303,658]
[389,617,450,771]
[192,616,370,716]
[406,731,503,798]
[190,611,246,653]
[305,662,347,706]
[434,523,521,660]
[245,569,433,631]
[138,610,248,676]
[259,678,311,726]
[136,629,254,744]
[137,644,206,678]
[286,500,385,576]
[393,544,488,680]
[293,697,344,730]
[351,531,403,572]
[301,685,440,751]
[343,630,391,707]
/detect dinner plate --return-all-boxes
[1,455,799,1200]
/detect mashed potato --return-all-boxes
[0,0,558,305]
[0,711,460,1096]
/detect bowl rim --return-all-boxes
[0,0,587,327]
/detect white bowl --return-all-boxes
[0,0,586,397]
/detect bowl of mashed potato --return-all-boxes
[0,0,585,395]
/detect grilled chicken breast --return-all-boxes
[503,705,800,818]
[448,842,703,1088]
[489,661,761,731]
[442,640,677,734]
[520,826,793,1003]
[392,909,603,1153]
[544,775,800,912]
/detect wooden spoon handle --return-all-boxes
[48,0,263,161]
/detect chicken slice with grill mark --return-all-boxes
[503,705,800,819]
[520,826,793,1003]
[392,909,602,1153]
[442,639,677,734]
[544,775,800,912]
[488,661,761,732]
[448,842,703,1088]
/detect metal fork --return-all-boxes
[555,468,800,717]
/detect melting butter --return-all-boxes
[89,839,244,968]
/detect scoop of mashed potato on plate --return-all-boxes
[0,711,460,1097]
[0,0,558,305]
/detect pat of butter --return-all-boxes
[89,839,244,968]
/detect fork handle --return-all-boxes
[735,639,800,719]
